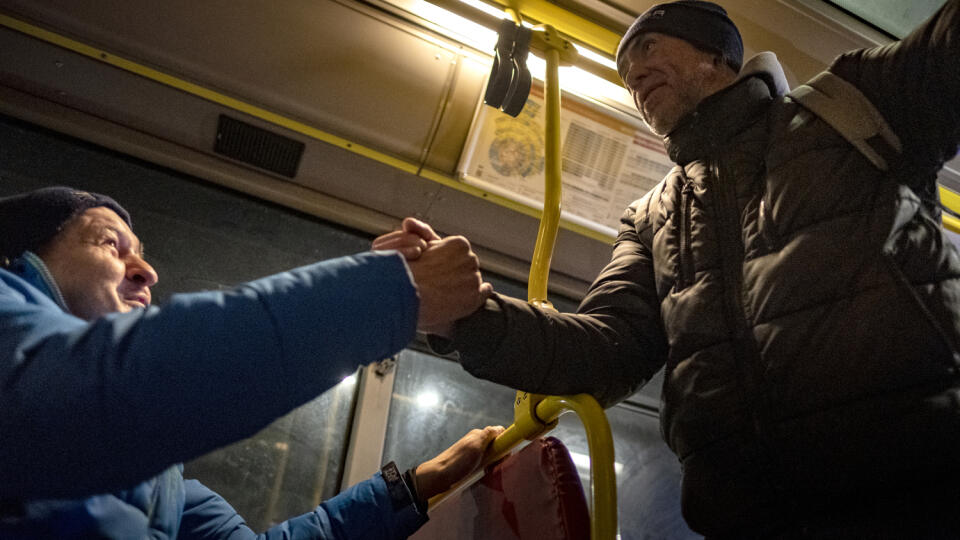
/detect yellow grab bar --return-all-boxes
[472,393,617,540]
[428,23,616,539]
[535,394,618,533]
[526,26,567,308]
[940,185,960,234]
[518,25,617,540]
[944,213,960,235]
[428,393,617,540]
[489,0,622,57]
[502,24,617,540]
[428,23,616,540]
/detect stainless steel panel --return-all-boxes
[0,25,444,246]
[0,0,459,163]
[0,26,605,288]
[421,53,487,174]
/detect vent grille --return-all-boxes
[214,115,304,178]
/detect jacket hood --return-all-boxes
[663,52,789,165]
[736,52,790,97]
[7,251,69,311]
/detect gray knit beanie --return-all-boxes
[616,1,743,80]
[0,186,132,265]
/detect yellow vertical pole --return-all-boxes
[527,44,562,309]
[463,19,618,539]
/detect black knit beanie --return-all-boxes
[616,1,743,80]
[0,186,132,265]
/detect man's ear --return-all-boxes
[711,55,738,81]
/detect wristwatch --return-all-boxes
[380,461,428,517]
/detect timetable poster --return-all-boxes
[459,83,673,235]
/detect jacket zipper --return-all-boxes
[678,177,695,290]
[710,158,773,450]
[759,197,779,251]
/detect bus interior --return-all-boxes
[0,0,957,537]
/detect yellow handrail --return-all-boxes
[518,24,617,540]
[536,395,617,529]
[428,392,617,538]
[428,22,616,540]
[443,22,618,540]
[940,185,960,234]
[943,213,960,234]
[488,0,621,57]
[526,26,566,309]
[522,25,617,540]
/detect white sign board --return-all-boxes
[459,84,673,236]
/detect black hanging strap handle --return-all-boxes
[483,20,532,117]
[484,19,519,109]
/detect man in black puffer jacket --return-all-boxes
[376,0,960,536]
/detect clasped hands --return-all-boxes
[373,218,492,337]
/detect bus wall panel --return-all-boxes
[0,0,473,168]
[0,25,604,291]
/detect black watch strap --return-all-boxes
[403,468,430,516]
[381,461,416,512]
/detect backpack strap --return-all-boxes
[788,71,902,171]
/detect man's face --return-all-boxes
[38,206,158,320]
[620,32,729,135]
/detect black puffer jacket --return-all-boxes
[439,1,960,535]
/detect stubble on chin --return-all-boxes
[638,92,681,136]
[644,88,704,136]
[641,106,678,137]
[643,115,670,137]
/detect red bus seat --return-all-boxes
[411,436,590,539]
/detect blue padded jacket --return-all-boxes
[0,251,424,538]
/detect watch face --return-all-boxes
[382,461,413,511]
[382,461,401,482]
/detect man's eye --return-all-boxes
[104,238,118,248]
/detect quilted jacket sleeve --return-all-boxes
[434,196,669,408]
[829,0,960,193]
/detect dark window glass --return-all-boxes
[825,0,947,38]
[184,375,359,531]
[384,350,696,539]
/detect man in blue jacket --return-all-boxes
[0,186,500,538]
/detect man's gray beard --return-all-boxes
[643,93,705,136]
[643,114,673,136]
[640,104,683,136]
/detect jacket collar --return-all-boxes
[8,251,70,311]
[663,52,788,166]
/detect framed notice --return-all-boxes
[458,83,673,236]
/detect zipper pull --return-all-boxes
[677,180,696,290]
[759,198,779,251]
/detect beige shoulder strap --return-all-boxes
[788,71,902,171]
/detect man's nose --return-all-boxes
[126,254,158,288]
[625,59,648,91]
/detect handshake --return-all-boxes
[373,218,493,337]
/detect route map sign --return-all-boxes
[458,83,673,236]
